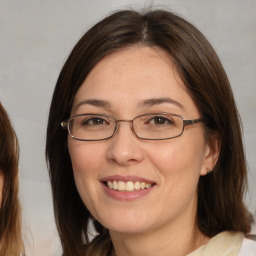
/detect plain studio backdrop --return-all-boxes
[0,0,255,255]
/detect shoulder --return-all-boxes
[238,236,256,256]
[188,231,244,255]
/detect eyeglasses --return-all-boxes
[61,113,203,141]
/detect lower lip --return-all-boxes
[102,183,154,201]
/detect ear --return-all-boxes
[200,134,221,176]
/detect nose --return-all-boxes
[106,121,144,166]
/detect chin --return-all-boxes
[107,223,149,235]
[97,211,154,235]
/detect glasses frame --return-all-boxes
[61,113,203,141]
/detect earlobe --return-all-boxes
[200,135,221,176]
[205,168,212,175]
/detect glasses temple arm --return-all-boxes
[183,118,203,126]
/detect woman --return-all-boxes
[0,102,25,255]
[46,10,256,255]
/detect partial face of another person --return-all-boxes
[68,46,217,235]
[0,170,3,205]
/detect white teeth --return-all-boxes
[145,183,151,189]
[140,182,145,189]
[106,180,153,191]
[118,181,126,191]
[134,181,141,190]
[107,181,113,189]
[113,180,118,190]
[126,181,134,191]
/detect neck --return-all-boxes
[109,214,209,256]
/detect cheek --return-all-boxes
[147,142,187,174]
[68,140,107,215]
[68,140,105,175]
[146,134,206,181]
[146,139,205,215]
[68,140,105,194]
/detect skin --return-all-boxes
[0,170,3,206]
[68,46,220,256]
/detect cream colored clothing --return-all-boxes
[187,231,250,256]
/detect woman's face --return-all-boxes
[68,46,217,235]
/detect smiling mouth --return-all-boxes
[104,180,155,192]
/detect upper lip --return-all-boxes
[100,175,156,184]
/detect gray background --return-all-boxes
[0,0,255,255]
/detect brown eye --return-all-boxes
[148,116,173,125]
[82,117,108,125]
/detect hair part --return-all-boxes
[46,9,252,256]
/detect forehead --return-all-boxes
[84,46,179,87]
[72,46,199,117]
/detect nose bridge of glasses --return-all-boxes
[114,119,137,137]
[115,119,134,130]
[116,119,133,124]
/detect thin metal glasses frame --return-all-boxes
[61,113,203,141]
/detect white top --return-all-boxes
[188,231,256,256]
[238,237,256,256]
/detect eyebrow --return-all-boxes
[75,99,112,111]
[138,97,184,110]
[75,97,184,111]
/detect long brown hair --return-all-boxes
[0,102,25,255]
[46,9,252,256]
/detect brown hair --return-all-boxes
[0,102,25,255]
[46,9,252,256]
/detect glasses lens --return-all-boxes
[133,114,183,139]
[68,115,116,140]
